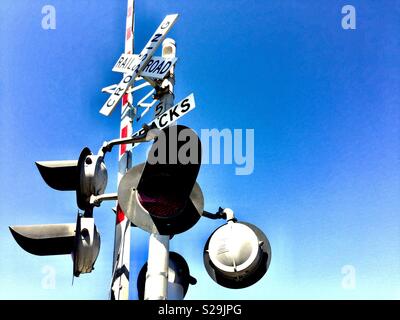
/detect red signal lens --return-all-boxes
[138,174,186,218]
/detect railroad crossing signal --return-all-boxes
[10,214,101,277]
[203,213,272,289]
[137,252,197,300]
[10,147,107,278]
[118,124,204,235]
[9,5,273,299]
[36,147,107,212]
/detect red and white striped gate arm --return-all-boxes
[110,0,135,300]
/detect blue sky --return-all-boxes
[0,0,399,299]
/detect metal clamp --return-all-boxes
[98,123,159,157]
[202,207,237,222]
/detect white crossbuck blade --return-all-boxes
[131,93,196,148]
[113,54,178,80]
[100,14,179,116]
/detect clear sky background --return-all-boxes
[0,0,399,299]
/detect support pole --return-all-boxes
[154,38,176,116]
[144,38,177,301]
[144,234,170,300]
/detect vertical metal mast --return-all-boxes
[144,38,177,301]
[110,0,135,300]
